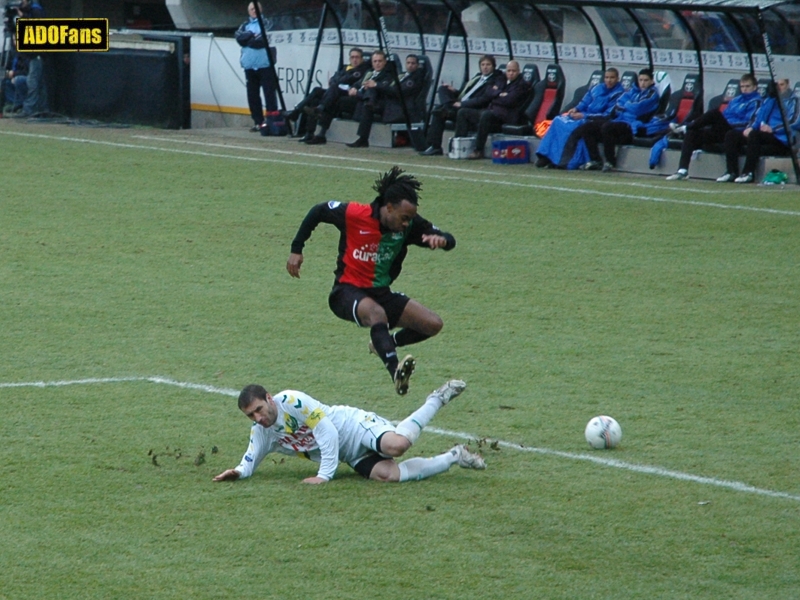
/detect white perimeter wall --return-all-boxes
[191,28,800,120]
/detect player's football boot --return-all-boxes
[453,445,486,470]
[394,355,416,395]
[430,379,466,405]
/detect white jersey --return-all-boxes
[234,390,394,481]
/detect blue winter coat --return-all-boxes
[751,92,800,145]
[236,16,273,71]
[611,84,660,126]
[536,83,624,167]
[574,82,625,118]
[722,90,762,130]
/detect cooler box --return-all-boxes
[492,140,530,164]
[448,136,476,159]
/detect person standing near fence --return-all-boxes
[236,2,278,133]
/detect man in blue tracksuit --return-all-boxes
[721,78,799,183]
[535,67,625,169]
[587,68,660,171]
[665,73,763,181]
[235,2,278,132]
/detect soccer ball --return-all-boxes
[584,415,622,449]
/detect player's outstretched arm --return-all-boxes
[213,469,241,482]
[286,253,304,278]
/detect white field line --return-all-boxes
[131,134,722,195]
[3,129,799,217]
[3,375,799,503]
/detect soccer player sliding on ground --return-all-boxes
[213,379,485,484]
[286,167,456,396]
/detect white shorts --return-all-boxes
[327,405,395,467]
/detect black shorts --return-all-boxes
[351,451,392,479]
[328,284,410,329]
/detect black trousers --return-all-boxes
[599,121,633,165]
[426,104,458,149]
[678,110,732,170]
[574,119,605,163]
[455,108,505,152]
[245,68,278,125]
[724,128,790,176]
[304,93,359,133]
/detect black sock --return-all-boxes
[370,323,398,378]
[393,328,430,348]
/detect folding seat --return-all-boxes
[707,78,741,113]
[501,63,565,137]
[757,78,773,99]
[521,63,541,87]
[620,70,638,91]
[412,54,434,122]
[562,69,603,113]
[632,73,702,147]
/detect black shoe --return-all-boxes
[297,134,313,143]
[250,125,261,132]
[419,146,443,156]
[535,156,552,168]
[581,160,602,171]
[602,162,616,173]
[306,135,327,145]
[346,138,369,148]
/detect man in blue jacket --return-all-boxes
[535,68,624,169]
[235,2,278,133]
[576,68,660,171]
[721,78,799,183]
[665,73,762,181]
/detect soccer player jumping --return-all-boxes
[287,167,456,396]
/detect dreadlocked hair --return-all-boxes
[372,166,421,207]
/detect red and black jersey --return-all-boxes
[290,201,456,288]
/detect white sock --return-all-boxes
[395,394,443,445]
[397,449,458,482]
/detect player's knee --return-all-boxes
[422,314,443,336]
[430,315,443,334]
[379,433,411,457]
[360,306,389,327]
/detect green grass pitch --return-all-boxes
[1,119,799,599]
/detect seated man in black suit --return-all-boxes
[419,54,503,156]
[453,61,531,159]
[346,54,426,149]
[294,47,367,142]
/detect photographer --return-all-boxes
[2,32,29,114]
[8,0,48,117]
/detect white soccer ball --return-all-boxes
[584,415,622,449]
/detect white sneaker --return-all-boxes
[716,172,734,183]
[452,444,486,470]
[734,173,754,184]
[430,379,466,405]
[669,123,687,135]
[665,170,688,181]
